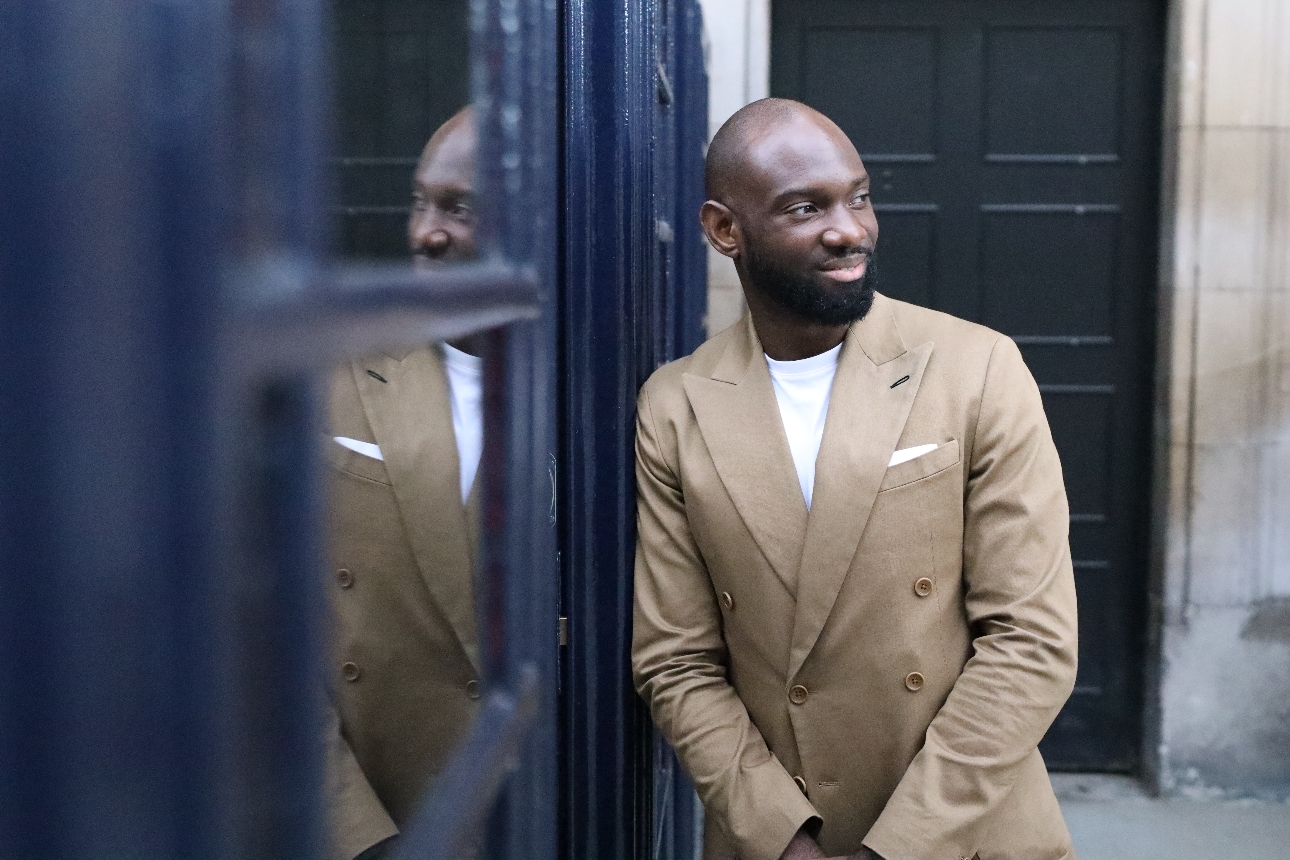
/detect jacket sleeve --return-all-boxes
[863,336,1079,860]
[325,707,399,860]
[631,379,820,860]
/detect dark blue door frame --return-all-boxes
[559,0,707,857]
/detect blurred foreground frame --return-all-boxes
[0,0,558,858]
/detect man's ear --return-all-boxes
[700,200,740,259]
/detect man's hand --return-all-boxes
[777,828,885,860]
[778,827,827,860]
[838,847,883,860]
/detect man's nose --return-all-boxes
[820,206,868,249]
[410,212,451,256]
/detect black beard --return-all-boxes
[743,244,877,326]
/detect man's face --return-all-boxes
[409,115,477,268]
[732,117,879,325]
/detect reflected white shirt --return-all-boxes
[442,343,484,503]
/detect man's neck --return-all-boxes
[745,290,848,361]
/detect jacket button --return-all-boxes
[905,672,925,692]
[793,775,808,796]
[337,568,354,589]
[466,679,481,700]
[721,591,734,610]
[789,685,809,705]
[914,577,932,597]
[341,661,361,682]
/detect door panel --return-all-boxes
[773,0,1164,771]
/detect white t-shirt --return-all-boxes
[441,343,484,503]
[765,343,842,509]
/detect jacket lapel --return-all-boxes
[787,294,933,679]
[353,346,481,674]
[682,314,808,597]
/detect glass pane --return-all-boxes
[325,4,492,858]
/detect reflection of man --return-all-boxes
[633,99,1078,860]
[325,107,484,860]
[409,107,476,268]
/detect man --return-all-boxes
[325,106,486,860]
[632,98,1078,860]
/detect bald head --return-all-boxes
[409,106,478,265]
[705,98,855,205]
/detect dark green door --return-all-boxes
[773,0,1165,771]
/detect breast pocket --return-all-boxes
[878,438,960,493]
[322,433,392,485]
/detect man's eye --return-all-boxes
[411,197,428,212]
[451,201,474,218]
[850,192,871,207]
[787,203,816,215]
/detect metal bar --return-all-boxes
[1071,513,1109,524]
[1012,335,1114,346]
[0,2,242,857]
[985,153,1119,165]
[1039,383,1117,395]
[230,261,540,374]
[330,157,420,167]
[980,203,1121,214]
[860,153,937,163]
[874,203,940,213]
[332,205,412,216]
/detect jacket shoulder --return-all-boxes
[639,319,740,405]
[883,296,1007,355]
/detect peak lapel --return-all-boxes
[787,295,933,679]
[682,315,808,597]
[353,346,482,674]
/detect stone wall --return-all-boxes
[1153,0,1290,798]
[696,0,764,335]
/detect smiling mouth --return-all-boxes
[820,257,869,283]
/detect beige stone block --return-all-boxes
[1173,0,1208,128]
[1203,0,1275,127]
[1187,443,1264,605]
[1260,0,1290,129]
[1165,284,1196,445]
[1195,128,1272,293]
[705,246,745,337]
[1168,126,1204,287]
[698,0,769,137]
[1271,129,1290,291]
[1160,605,1290,794]
[1191,288,1272,446]
[1162,440,1195,613]
[1266,436,1290,596]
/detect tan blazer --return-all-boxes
[324,345,481,860]
[632,294,1078,860]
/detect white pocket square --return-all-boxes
[334,436,383,461]
[888,443,938,467]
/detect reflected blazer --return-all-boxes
[632,293,1078,860]
[324,345,481,860]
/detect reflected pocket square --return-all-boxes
[888,443,938,467]
[334,436,383,461]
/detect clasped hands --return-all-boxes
[779,827,883,860]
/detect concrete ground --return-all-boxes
[1054,775,1290,860]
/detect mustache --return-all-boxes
[825,245,875,260]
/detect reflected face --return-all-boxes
[733,116,879,325]
[409,109,477,268]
